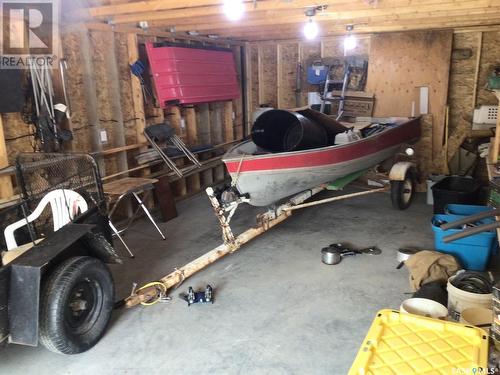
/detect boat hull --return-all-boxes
[223,118,420,206]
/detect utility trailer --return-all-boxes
[0,153,121,354]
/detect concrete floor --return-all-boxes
[2,188,435,374]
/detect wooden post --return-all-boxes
[257,45,264,105]
[127,33,147,146]
[232,45,244,140]
[244,42,253,135]
[167,106,184,141]
[472,32,483,109]
[185,106,198,146]
[80,29,104,172]
[210,103,223,145]
[184,106,200,192]
[104,31,128,173]
[0,116,13,199]
[197,103,211,145]
[197,104,213,186]
[223,101,234,142]
[277,43,282,109]
[210,103,225,182]
[490,91,500,164]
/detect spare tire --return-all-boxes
[39,256,114,354]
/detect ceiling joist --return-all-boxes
[69,0,500,42]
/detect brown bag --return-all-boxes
[405,250,460,291]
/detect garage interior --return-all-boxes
[1,0,500,373]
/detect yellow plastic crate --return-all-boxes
[349,310,489,375]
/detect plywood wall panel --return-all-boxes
[3,113,33,164]
[299,41,321,105]
[61,31,92,153]
[278,43,299,109]
[114,32,137,146]
[447,32,481,134]
[477,31,500,106]
[366,30,453,156]
[260,44,278,108]
[250,45,259,113]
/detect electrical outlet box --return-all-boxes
[100,130,108,144]
[473,105,498,124]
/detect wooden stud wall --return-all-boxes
[245,29,500,185]
[365,30,453,158]
[0,24,243,203]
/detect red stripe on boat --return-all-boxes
[225,119,420,173]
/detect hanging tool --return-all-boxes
[130,60,152,103]
[59,59,71,119]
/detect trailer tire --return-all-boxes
[39,256,114,354]
[391,170,415,210]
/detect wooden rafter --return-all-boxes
[70,0,500,41]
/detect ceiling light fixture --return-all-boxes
[344,24,357,55]
[303,9,319,40]
[223,0,245,21]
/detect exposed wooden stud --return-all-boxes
[471,31,483,109]
[104,31,128,173]
[126,33,147,146]
[172,176,187,197]
[0,116,13,199]
[79,29,104,172]
[210,103,223,145]
[184,107,198,146]
[257,45,264,105]
[232,45,244,140]
[186,173,201,193]
[490,91,500,164]
[277,44,283,109]
[223,102,234,142]
[167,106,184,140]
[196,104,214,187]
[244,42,253,135]
[197,104,211,146]
[64,23,242,46]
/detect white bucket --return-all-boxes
[459,307,493,333]
[447,276,492,321]
[400,298,449,319]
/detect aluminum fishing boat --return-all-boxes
[223,117,421,206]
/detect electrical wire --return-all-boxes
[135,281,167,306]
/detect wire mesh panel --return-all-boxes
[13,153,105,240]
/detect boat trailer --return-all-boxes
[123,169,407,308]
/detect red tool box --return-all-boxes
[145,42,240,107]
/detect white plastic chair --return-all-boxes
[4,189,88,250]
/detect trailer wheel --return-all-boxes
[39,256,114,354]
[391,170,415,210]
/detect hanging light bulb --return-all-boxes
[223,0,244,21]
[304,19,319,40]
[344,24,357,54]
[303,9,319,40]
[344,34,357,50]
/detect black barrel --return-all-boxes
[251,110,328,153]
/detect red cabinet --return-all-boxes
[146,42,240,107]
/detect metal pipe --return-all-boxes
[283,187,389,212]
[443,221,500,243]
[440,209,500,230]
